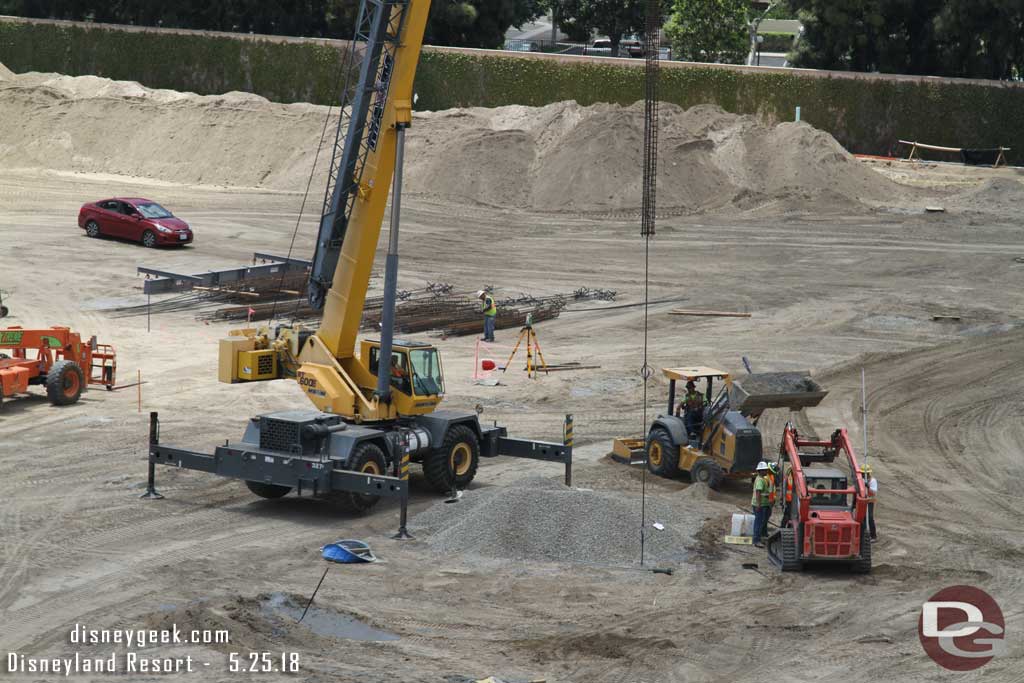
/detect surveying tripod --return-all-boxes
[502,313,549,378]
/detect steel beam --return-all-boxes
[252,252,312,267]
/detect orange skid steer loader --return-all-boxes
[767,423,872,573]
[0,327,116,407]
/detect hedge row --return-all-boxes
[1,18,1021,161]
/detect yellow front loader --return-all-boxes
[612,366,827,489]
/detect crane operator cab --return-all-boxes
[365,338,444,410]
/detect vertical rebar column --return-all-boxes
[641,0,660,240]
[638,0,661,568]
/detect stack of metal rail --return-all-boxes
[112,257,616,337]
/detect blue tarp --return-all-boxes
[322,539,376,564]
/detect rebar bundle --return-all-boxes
[110,274,614,338]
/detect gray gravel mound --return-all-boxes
[411,477,703,566]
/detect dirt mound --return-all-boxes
[407,101,902,212]
[411,476,706,566]
[0,71,331,189]
[0,62,13,80]
[0,70,902,213]
[951,177,1024,213]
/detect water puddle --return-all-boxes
[259,593,399,641]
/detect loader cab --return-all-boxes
[803,467,849,508]
[364,339,445,412]
[662,366,729,421]
[663,367,730,446]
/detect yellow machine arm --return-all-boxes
[220,0,441,422]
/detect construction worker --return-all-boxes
[751,461,774,547]
[678,380,705,439]
[861,463,878,541]
[781,468,794,526]
[767,462,779,506]
[478,289,497,342]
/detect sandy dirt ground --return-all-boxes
[1,69,1023,682]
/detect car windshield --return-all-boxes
[409,348,444,397]
[134,202,173,219]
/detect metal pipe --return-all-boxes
[563,414,574,487]
[861,367,868,463]
[376,124,406,401]
[303,422,349,438]
[140,411,164,500]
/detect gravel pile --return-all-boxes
[411,477,704,566]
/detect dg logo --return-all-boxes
[919,585,1006,671]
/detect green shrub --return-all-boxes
[1,18,1021,161]
[758,32,795,53]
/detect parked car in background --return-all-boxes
[587,37,646,58]
[78,198,193,247]
[588,38,613,56]
[503,39,539,52]
[620,37,644,57]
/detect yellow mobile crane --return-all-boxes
[145,0,571,514]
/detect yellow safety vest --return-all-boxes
[684,391,703,411]
[482,296,497,317]
[751,475,773,507]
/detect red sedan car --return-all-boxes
[78,198,193,247]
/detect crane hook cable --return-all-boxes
[266,49,351,325]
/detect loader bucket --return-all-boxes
[731,372,827,414]
[610,437,646,465]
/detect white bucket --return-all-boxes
[731,513,755,537]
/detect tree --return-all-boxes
[0,1,545,48]
[744,0,776,66]
[426,0,545,48]
[664,0,747,64]
[555,0,661,56]
[790,0,1024,79]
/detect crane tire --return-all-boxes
[424,425,480,493]
[245,481,292,499]
[334,442,388,513]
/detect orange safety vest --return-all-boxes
[767,472,777,504]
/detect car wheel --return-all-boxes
[141,230,157,248]
[85,220,101,238]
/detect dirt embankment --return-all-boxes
[0,69,914,214]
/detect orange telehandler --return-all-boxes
[0,326,116,406]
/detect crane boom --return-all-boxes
[308,0,430,361]
[218,0,436,422]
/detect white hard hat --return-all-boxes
[476,290,486,297]
[756,461,769,471]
